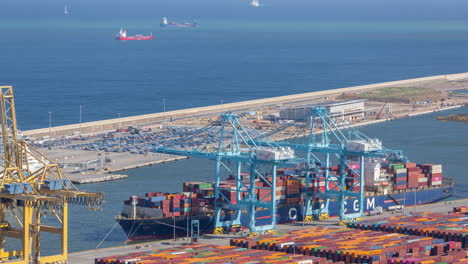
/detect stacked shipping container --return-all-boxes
[123,163,446,220]
[231,226,466,264]
[388,249,468,264]
[95,244,332,264]
[348,212,468,248]
[386,163,443,189]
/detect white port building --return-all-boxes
[279,99,366,122]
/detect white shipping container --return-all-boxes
[255,147,295,161]
[418,177,428,183]
[395,168,407,174]
[431,181,442,185]
[276,195,286,200]
[346,139,383,152]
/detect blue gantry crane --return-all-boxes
[253,107,407,223]
[153,113,301,234]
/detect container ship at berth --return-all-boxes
[116,160,454,241]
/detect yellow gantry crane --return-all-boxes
[0,86,104,264]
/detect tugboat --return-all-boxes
[115,29,154,41]
[160,17,199,28]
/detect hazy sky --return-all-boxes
[0,0,467,20]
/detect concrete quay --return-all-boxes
[68,198,468,264]
[69,174,128,184]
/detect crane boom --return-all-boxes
[154,112,301,234]
[0,86,103,264]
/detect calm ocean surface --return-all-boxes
[0,0,467,256]
[0,4,467,130]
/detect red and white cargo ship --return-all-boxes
[115,29,154,41]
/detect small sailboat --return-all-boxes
[64,5,69,15]
[250,0,260,7]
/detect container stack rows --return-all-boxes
[103,211,467,264]
[347,211,468,248]
[384,163,443,190]
[95,244,332,264]
[124,162,449,220]
[123,171,308,220]
[231,226,467,264]
[387,249,468,264]
[123,189,212,218]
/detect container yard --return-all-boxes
[92,202,468,264]
[231,227,466,264]
[348,208,468,247]
[94,244,331,264]
[66,199,468,263]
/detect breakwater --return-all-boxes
[23,72,468,139]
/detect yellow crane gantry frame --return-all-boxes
[0,86,104,264]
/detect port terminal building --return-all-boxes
[279,99,366,122]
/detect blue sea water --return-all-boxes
[0,0,467,257]
[0,0,467,129]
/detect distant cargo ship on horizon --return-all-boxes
[115,29,154,41]
[160,17,199,28]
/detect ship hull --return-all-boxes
[117,186,453,241]
[115,36,154,41]
[160,23,198,28]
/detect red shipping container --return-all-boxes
[258,189,272,201]
[396,176,407,182]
